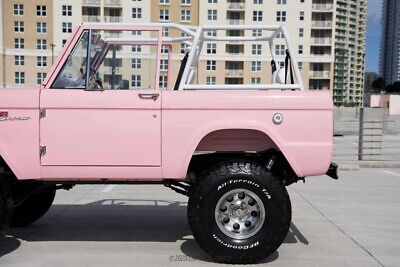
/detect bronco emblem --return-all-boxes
[0,111,30,121]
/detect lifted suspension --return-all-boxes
[163,179,190,196]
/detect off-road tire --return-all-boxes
[11,190,56,227]
[0,179,13,235]
[188,161,291,264]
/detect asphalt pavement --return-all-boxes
[1,168,399,266]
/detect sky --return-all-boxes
[365,0,383,74]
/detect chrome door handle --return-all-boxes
[138,93,160,101]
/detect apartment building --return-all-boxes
[333,0,367,106]
[0,0,53,88]
[380,0,400,85]
[0,0,367,107]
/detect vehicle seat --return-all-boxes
[271,68,286,84]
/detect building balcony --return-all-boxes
[229,19,245,25]
[104,0,121,6]
[82,0,100,6]
[310,71,331,79]
[227,2,245,10]
[82,15,101,22]
[104,16,122,23]
[225,69,243,77]
[311,37,332,45]
[312,4,333,11]
[104,66,122,74]
[311,20,333,28]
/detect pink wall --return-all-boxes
[370,95,400,115]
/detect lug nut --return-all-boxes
[223,217,230,224]
[251,211,258,217]
[233,223,240,230]
[220,206,227,212]
[227,196,234,202]
[238,192,245,199]
[248,199,255,206]
[245,220,252,227]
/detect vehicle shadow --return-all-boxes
[3,199,309,263]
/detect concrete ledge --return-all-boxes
[336,160,400,169]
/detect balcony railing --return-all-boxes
[225,69,243,77]
[312,4,333,11]
[311,37,332,45]
[310,71,331,79]
[82,0,100,6]
[104,16,122,23]
[229,19,244,25]
[311,20,333,28]
[104,0,121,6]
[228,2,245,10]
[104,66,122,74]
[82,15,100,22]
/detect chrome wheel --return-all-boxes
[215,188,265,240]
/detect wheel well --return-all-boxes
[187,149,300,186]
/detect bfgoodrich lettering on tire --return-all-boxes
[188,161,291,264]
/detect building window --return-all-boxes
[251,77,261,84]
[162,28,169,37]
[160,0,169,4]
[62,5,72,16]
[159,75,168,89]
[14,55,25,66]
[300,0,304,2]
[13,4,23,16]
[298,45,303,54]
[300,11,304,21]
[14,21,24,32]
[298,62,303,71]
[131,75,141,87]
[131,58,142,69]
[252,44,262,55]
[181,0,191,5]
[208,0,217,3]
[181,10,191,22]
[37,22,47,34]
[36,5,46,17]
[254,0,263,3]
[132,45,142,52]
[14,38,24,49]
[37,39,47,50]
[207,43,217,54]
[207,30,217,37]
[62,39,67,47]
[206,76,216,85]
[275,44,285,55]
[37,73,46,84]
[161,45,169,53]
[277,32,285,38]
[180,43,188,53]
[62,22,72,33]
[276,11,286,22]
[37,56,47,67]
[277,0,286,4]
[207,60,216,71]
[160,9,169,21]
[299,28,304,37]
[208,10,217,20]
[160,59,168,71]
[251,61,261,72]
[15,72,25,84]
[132,30,142,36]
[132,8,142,18]
[252,29,262,37]
[253,11,263,22]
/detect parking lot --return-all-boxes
[0,168,399,266]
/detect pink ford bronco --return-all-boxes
[0,23,337,263]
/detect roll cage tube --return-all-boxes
[75,23,304,91]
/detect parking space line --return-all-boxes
[381,170,400,177]
[101,185,117,193]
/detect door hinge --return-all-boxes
[40,109,46,118]
[40,146,46,156]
